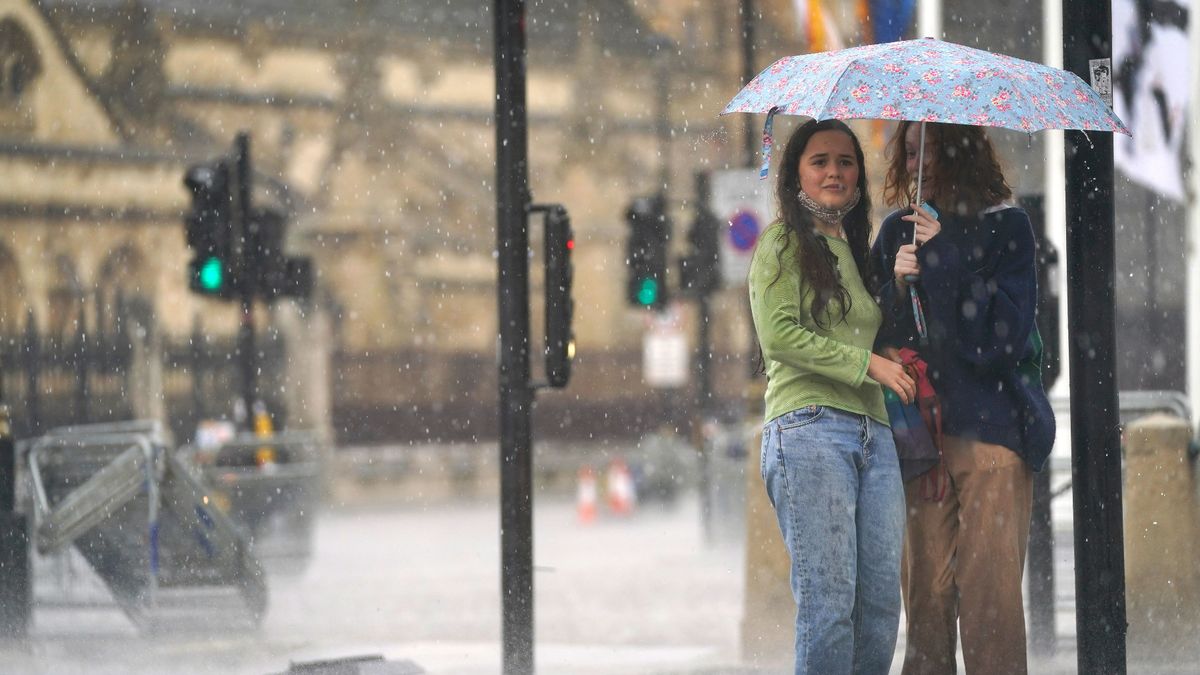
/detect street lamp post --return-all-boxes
[1063,0,1128,671]
[495,1,534,672]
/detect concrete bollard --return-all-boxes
[1122,413,1200,665]
[740,422,794,669]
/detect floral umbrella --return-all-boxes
[723,37,1131,343]
[722,36,1131,196]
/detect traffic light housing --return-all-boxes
[542,205,574,388]
[679,180,721,297]
[625,195,670,310]
[183,156,313,302]
[244,207,313,301]
[184,160,236,297]
[245,206,284,298]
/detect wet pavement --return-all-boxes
[2,485,1193,674]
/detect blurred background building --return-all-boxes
[0,0,1188,449]
[0,0,815,448]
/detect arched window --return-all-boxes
[0,18,41,103]
[0,244,27,338]
[96,244,153,336]
[47,255,83,338]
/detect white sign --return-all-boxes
[643,306,689,388]
[710,168,776,286]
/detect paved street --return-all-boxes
[3,496,746,674]
[3,479,1197,674]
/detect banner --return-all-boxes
[866,0,917,44]
[793,0,845,51]
[1113,0,1191,203]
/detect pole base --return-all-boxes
[0,511,31,641]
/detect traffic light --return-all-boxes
[542,205,574,388]
[184,140,314,303]
[679,174,721,297]
[625,195,670,310]
[244,206,283,298]
[184,160,236,297]
[246,206,314,301]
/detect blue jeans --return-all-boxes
[761,405,905,675]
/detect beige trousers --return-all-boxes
[900,436,1034,675]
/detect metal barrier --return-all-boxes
[1118,390,1191,427]
[23,420,267,631]
[177,430,321,574]
[42,419,171,444]
[1042,390,1194,501]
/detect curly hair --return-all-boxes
[768,118,873,328]
[882,121,1012,215]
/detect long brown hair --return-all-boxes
[882,121,1012,215]
[769,118,872,328]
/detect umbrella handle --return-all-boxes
[910,284,929,342]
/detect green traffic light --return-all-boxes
[198,256,225,292]
[637,278,659,306]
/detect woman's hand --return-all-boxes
[902,202,941,246]
[893,244,920,289]
[868,353,915,404]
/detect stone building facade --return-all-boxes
[0,0,819,444]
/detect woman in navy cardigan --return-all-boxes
[869,121,1053,675]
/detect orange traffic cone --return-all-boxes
[577,465,598,524]
[606,458,637,516]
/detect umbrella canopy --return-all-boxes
[722,37,1131,178]
[723,38,1132,345]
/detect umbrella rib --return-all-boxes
[816,41,909,121]
[813,57,860,121]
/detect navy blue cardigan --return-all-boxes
[870,204,1044,465]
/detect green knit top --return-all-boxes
[748,221,888,425]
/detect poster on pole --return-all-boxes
[643,304,689,388]
[710,168,776,287]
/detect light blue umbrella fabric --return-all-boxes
[723,38,1131,178]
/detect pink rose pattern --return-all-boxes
[722,38,1130,136]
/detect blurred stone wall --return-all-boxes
[0,0,791,443]
[15,0,1164,445]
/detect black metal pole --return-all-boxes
[0,404,31,641]
[697,297,713,416]
[191,317,206,424]
[693,173,715,542]
[739,0,756,168]
[233,132,257,430]
[1020,194,1057,656]
[654,49,671,196]
[495,1,534,672]
[1063,2,1127,671]
[1028,467,1056,655]
[74,306,89,425]
[24,309,40,436]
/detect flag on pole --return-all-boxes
[1113,0,1191,203]
[794,0,845,52]
[863,0,917,44]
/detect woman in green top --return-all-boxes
[750,119,915,675]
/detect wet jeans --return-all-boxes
[761,406,905,675]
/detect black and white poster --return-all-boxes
[1113,0,1191,203]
